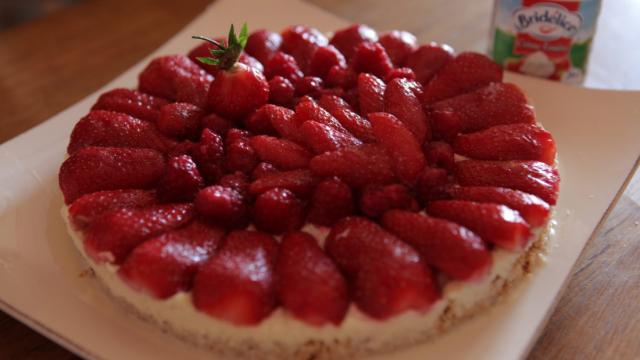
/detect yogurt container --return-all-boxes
[490,0,602,84]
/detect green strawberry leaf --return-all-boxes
[192,23,248,70]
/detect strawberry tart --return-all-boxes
[59,23,559,359]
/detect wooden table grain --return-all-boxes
[0,0,638,359]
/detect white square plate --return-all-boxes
[1,0,639,359]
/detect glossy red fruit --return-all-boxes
[250,135,312,169]
[384,78,430,143]
[249,169,319,198]
[325,65,358,89]
[251,162,278,180]
[277,232,349,326]
[422,52,503,104]
[207,63,269,120]
[318,94,376,142]
[138,55,213,108]
[225,129,259,174]
[59,147,165,204]
[351,42,394,79]
[192,230,278,325]
[359,183,418,218]
[201,113,233,135]
[424,141,455,171]
[309,45,347,79]
[268,76,295,107]
[358,73,386,115]
[118,220,225,299]
[244,108,277,135]
[378,30,418,66]
[253,188,305,234]
[325,217,439,319]
[264,51,304,82]
[68,110,175,154]
[192,128,224,183]
[294,76,323,97]
[429,83,536,140]
[369,112,426,184]
[300,120,363,154]
[195,185,248,228]
[263,105,299,141]
[415,167,450,203]
[293,97,349,134]
[84,203,195,264]
[329,24,378,60]
[307,177,354,226]
[385,67,416,82]
[245,29,282,65]
[157,102,205,139]
[446,186,551,227]
[454,124,556,165]
[280,25,328,73]
[92,88,169,123]
[218,171,250,198]
[405,43,454,85]
[157,155,204,202]
[382,210,492,281]
[68,189,157,230]
[454,160,560,205]
[427,200,531,251]
[310,144,396,188]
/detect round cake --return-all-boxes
[59,23,560,359]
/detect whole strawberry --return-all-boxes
[194,24,269,120]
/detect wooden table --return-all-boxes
[0,0,638,358]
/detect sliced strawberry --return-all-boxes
[429,83,536,139]
[280,26,328,73]
[422,52,503,104]
[453,124,556,165]
[325,217,439,319]
[138,55,212,108]
[201,113,233,136]
[84,203,195,264]
[386,67,416,82]
[244,108,277,135]
[225,129,259,174]
[118,220,225,299]
[192,128,224,183]
[329,24,378,60]
[405,42,454,85]
[358,73,386,115]
[253,188,305,234]
[157,102,204,140]
[156,155,204,202]
[378,30,417,66]
[207,63,269,120]
[299,121,362,154]
[251,162,278,180]
[359,183,418,218]
[268,76,295,107]
[192,230,278,325]
[263,105,300,142]
[427,200,531,251]
[92,88,169,123]
[277,232,349,325]
[264,51,304,82]
[309,45,347,80]
[195,185,248,229]
[68,189,157,230]
[318,95,375,142]
[307,177,354,226]
[382,210,491,281]
[424,141,455,172]
[415,166,451,203]
[218,171,250,198]
[250,135,312,169]
[351,42,394,79]
[446,186,551,227]
[369,112,426,184]
[67,110,175,154]
[294,76,323,98]
[249,169,318,198]
[325,65,358,89]
[293,97,349,135]
[309,144,396,188]
[59,147,165,204]
[245,29,282,65]
[384,78,430,143]
[454,160,560,205]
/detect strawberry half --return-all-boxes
[195,185,249,229]
[378,30,418,66]
[454,160,560,205]
[318,94,376,142]
[326,217,440,319]
[446,186,551,227]
[277,232,350,326]
[253,188,305,234]
[67,110,175,154]
[118,220,225,299]
[382,210,492,281]
[427,200,531,251]
[405,42,454,85]
[351,42,394,79]
[249,169,319,198]
[156,155,204,203]
[293,97,350,135]
[384,78,430,143]
[250,135,312,169]
[192,230,278,325]
[245,29,282,65]
[84,203,195,264]
[91,88,169,123]
[299,120,362,154]
[59,146,165,204]
[309,45,347,80]
[68,189,157,230]
[280,25,328,74]
[157,102,205,140]
[357,73,386,116]
[307,177,354,227]
[359,183,418,218]
[225,129,259,174]
[422,52,503,104]
[453,124,557,165]
[329,24,378,60]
